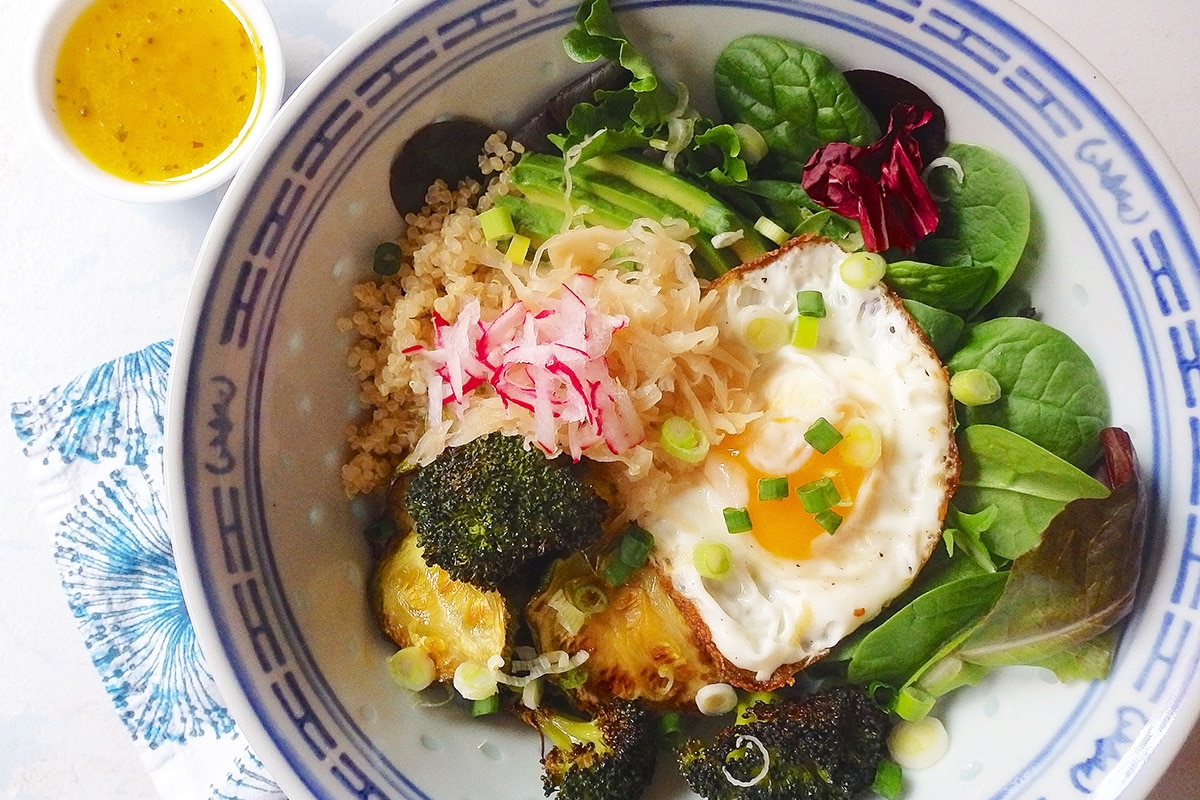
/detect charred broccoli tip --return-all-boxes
[405,432,608,589]
[678,684,893,800]
[522,699,659,800]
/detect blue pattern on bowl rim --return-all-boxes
[169,0,1200,798]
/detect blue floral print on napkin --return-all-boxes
[11,341,286,800]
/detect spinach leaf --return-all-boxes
[958,456,1145,669]
[901,299,964,361]
[886,259,994,314]
[948,317,1110,469]
[915,143,1031,315]
[942,504,999,573]
[827,540,988,667]
[846,571,1007,686]
[955,424,1109,559]
[713,35,879,175]
[721,178,862,245]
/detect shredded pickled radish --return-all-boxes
[415,274,644,457]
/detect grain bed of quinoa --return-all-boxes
[338,131,757,514]
[338,132,524,495]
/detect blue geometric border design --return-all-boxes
[175,0,1200,798]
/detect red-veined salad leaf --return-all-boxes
[957,428,1147,669]
[801,103,940,252]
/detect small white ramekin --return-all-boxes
[25,0,286,203]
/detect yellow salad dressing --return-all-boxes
[53,0,264,183]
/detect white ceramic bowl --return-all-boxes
[25,0,285,203]
[167,0,1200,798]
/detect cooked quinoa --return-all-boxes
[339,133,522,495]
[339,131,759,525]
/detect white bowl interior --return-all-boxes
[168,1,1200,798]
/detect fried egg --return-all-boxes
[644,236,958,688]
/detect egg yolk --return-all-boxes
[722,428,870,561]
[53,0,264,183]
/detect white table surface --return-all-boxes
[2,0,1198,797]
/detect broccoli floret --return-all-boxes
[405,432,608,589]
[521,700,659,800]
[678,685,893,800]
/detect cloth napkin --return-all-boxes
[10,340,287,800]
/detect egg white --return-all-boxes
[644,237,958,685]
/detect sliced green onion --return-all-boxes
[915,655,989,698]
[732,123,768,166]
[601,557,638,588]
[695,682,739,715]
[693,542,733,579]
[452,661,498,701]
[804,417,843,454]
[815,508,843,534]
[796,290,826,318]
[387,647,437,692]
[521,677,543,710]
[602,524,655,587]
[547,589,588,636]
[504,233,530,264]
[754,215,790,246]
[871,760,904,800]
[557,665,589,691]
[887,715,949,770]
[711,229,745,249]
[757,476,789,501]
[660,415,709,464]
[892,685,936,722]
[471,694,500,717]
[618,524,654,565]
[659,712,686,750]
[723,506,752,534]
[478,205,515,241]
[570,582,609,615]
[797,477,841,513]
[373,241,401,276]
[792,315,819,349]
[842,421,882,468]
[839,251,887,288]
[743,309,791,352]
[950,368,1002,406]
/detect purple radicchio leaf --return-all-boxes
[842,69,948,165]
[800,103,940,253]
